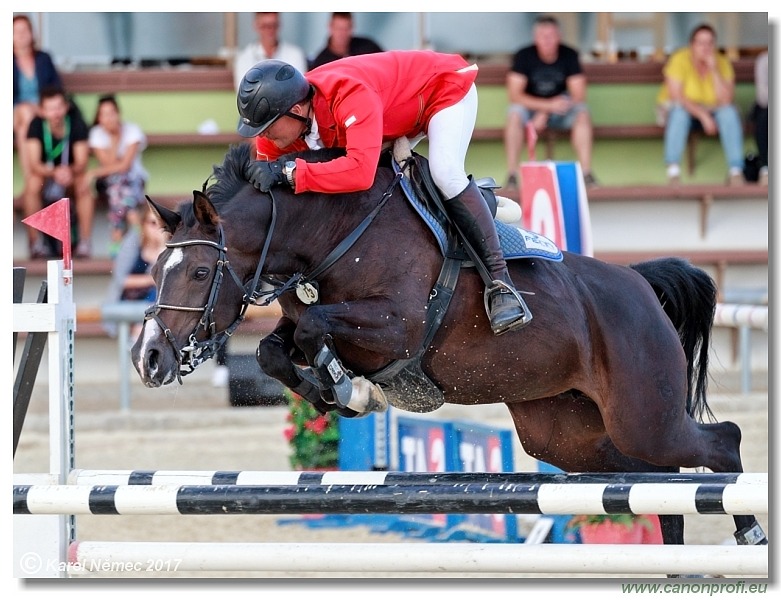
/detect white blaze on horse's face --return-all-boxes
[161,248,184,291]
[134,247,185,383]
[135,318,163,380]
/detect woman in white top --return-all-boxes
[87,94,149,255]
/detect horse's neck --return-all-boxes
[270,187,381,273]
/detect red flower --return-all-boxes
[304,415,329,435]
[283,426,296,441]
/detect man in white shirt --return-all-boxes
[233,12,308,90]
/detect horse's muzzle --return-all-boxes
[130,320,182,388]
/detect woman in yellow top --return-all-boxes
[657,23,744,185]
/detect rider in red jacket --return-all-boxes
[237,50,529,335]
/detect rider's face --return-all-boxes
[261,106,306,148]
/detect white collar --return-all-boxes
[303,115,323,150]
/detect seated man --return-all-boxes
[503,15,597,190]
[23,86,93,258]
[309,12,383,70]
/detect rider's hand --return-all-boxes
[246,159,287,192]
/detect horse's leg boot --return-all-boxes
[312,346,387,416]
[313,343,354,409]
[735,521,768,545]
[445,180,532,334]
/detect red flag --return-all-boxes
[525,121,538,162]
[22,198,72,269]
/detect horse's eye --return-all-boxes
[194,267,210,281]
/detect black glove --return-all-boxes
[246,160,286,192]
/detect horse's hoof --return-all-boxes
[346,376,388,416]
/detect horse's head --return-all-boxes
[131,144,271,387]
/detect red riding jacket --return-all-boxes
[254,50,478,194]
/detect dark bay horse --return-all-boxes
[130,143,765,550]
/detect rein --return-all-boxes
[257,169,404,306]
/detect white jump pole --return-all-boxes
[714,303,768,393]
[68,541,769,576]
[13,260,75,578]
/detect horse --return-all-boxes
[131,142,766,554]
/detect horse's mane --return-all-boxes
[204,144,347,206]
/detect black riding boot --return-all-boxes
[445,180,532,334]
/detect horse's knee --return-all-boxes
[293,309,330,349]
[256,333,289,377]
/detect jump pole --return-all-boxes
[14,479,768,516]
[67,541,768,576]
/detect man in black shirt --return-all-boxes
[24,86,94,258]
[309,12,383,70]
[503,15,597,190]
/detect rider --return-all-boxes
[237,50,529,335]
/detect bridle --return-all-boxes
[143,168,403,381]
[142,199,277,381]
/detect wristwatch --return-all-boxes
[283,161,296,187]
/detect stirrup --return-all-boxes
[484,279,533,335]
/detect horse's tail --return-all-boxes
[630,257,717,422]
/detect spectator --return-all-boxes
[24,86,94,259]
[102,202,167,340]
[309,12,383,70]
[87,94,149,257]
[503,15,597,190]
[233,12,307,90]
[237,52,529,335]
[753,50,768,186]
[13,14,63,197]
[656,23,745,186]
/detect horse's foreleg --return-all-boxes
[256,318,356,416]
[257,317,384,417]
[293,299,410,415]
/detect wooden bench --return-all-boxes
[586,184,767,238]
[498,183,767,238]
[593,248,768,300]
[473,58,757,86]
[59,59,757,93]
[473,121,753,176]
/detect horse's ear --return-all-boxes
[146,195,180,234]
[192,190,220,228]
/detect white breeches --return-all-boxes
[416,83,478,199]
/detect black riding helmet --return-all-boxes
[236,60,313,137]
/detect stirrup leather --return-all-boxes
[483,279,533,334]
